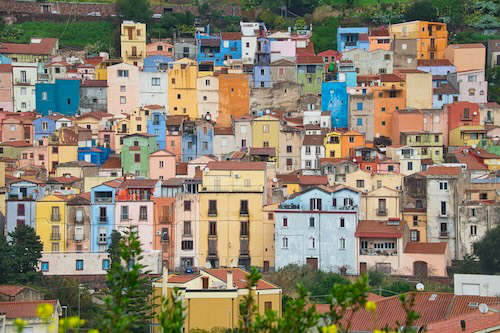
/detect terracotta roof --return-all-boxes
[355,219,404,238]
[426,311,500,333]
[379,73,402,82]
[249,147,275,157]
[204,268,278,290]
[151,149,175,156]
[167,274,201,284]
[451,149,488,171]
[0,300,58,319]
[221,32,242,40]
[419,166,462,176]
[296,41,315,57]
[448,43,485,49]
[358,33,369,41]
[298,175,328,185]
[84,56,103,66]
[121,179,158,189]
[303,135,324,146]
[417,59,453,67]
[101,156,121,169]
[143,104,164,110]
[434,84,459,95]
[77,111,113,120]
[0,285,31,297]
[296,55,323,64]
[318,50,341,57]
[0,64,12,72]
[0,38,57,55]
[319,157,349,165]
[214,127,233,135]
[480,102,500,109]
[176,162,188,175]
[470,148,499,159]
[49,176,81,184]
[449,295,500,317]
[369,27,389,36]
[102,179,122,188]
[0,140,31,147]
[81,80,107,87]
[166,115,187,126]
[404,242,447,254]
[206,161,266,171]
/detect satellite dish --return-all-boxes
[479,303,489,314]
[416,283,424,291]
[272,177,278,183]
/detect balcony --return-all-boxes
[208,209,217,217]
[125,51,143,58]
[376,208,388,216]
[95,194,112,203]
[51,215,60,222]
[360,248,397,256]
[240,210,249,217]
[278,203,300,210]
[50,233,60,241]
[15,79,32,85]
[345,41,357,47]
[98,238,107,244]
[99,216,107,223]
[439,231,448,238]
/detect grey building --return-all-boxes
[342,48,393,75]
[348,87,374,141]
[393,39,418,69]
[79,80,107,114]
[249,81,301,112]
[173,39,197,60]
[270,59,297,85]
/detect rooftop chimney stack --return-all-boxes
[227,270,233,289]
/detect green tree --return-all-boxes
[108,230,122,265]
[0,233,13,283]
[487,66,500,104]
[115,0,152,23]
[9,225,42,284]
[99,229,153,333]
[404,0,439,22]
[474,225,500,274]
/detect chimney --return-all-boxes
[226,270,233,289]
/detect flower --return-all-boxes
[322,325,337,333]
[67,316,84,328]
[14,318,28,328]
[36,303,54,321]
[88,329,99,333]
[365,300,377,313]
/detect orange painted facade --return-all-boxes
[217,73,250,127]
[389,21,448,60]
[372,78,406,140]
[392,110,424,145]
[165,134,182,162]
[153,197,176,270]
[340,130,365,157]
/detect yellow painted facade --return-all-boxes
[346,169,403,193]
[168,59,198,119]
[404,72,433,109]
[120,21,147,68]
[48,145,78,173]
[361,186,401,221]
[324,131,342,158]
[389,21,448,60]
[403,211,427,242]
[36,195,69,253]
[129,108,148,135]
[251,115,280,152]
[449,126,486,147]
[95,59,122,80]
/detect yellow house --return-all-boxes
[403,210,427,242]
[198,161,272,269]
[389,21,448,60]
[152,268,282,332]
[346,169,403,194]
[129,108,148,135]
[120,21,147,68]
[324,131,342,158]
[251,114,280,155]
[36,194,69,253]
[168,58,198,119]
[449,126,486,147]
[95,59,122,80]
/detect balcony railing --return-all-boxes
[95,197,112,203]
[75,216,83,224]
[278,203,300,210]
[360,248,397,256]
[51,215,60,222]
[125,51,143,58]
[99,216,107,223]
[376,208,388,216]
[439,231,448,238]
[345,41,357,47]
[98,238,107,244]
[50,233,60,241]
[208,209,217,217]
[240,210,249,217]
[15,79,32,85]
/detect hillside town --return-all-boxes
[0,12,499,333]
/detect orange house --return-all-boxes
[340,130,365,157]
[372,74,406,140]
[389,21,448,60]
[217,73,250,127]
[153,197,176,269]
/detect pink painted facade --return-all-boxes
[147,41,174,58]
[165,134,182,162]
[377,161,400,173]
[19,143,48,169]
[392,109,448,145]
[1,115,34,143]
[98,129,116,151]
[0,65,13,111]
[456,70,488,104]
[187,155,215,178]
[152,197,175,269]
[270,40,296,61]
[115,200,154,251]
[401,251,448,277]
[107,63,140,115]
[149,150,176,180]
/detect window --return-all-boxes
[377,180,382,189]
[159,160,164,168]
[139,206,147,220]
[416,200,423,209]
[262,124,269,133]
[120,85,126,92]
[479,193,487,200]
[305,146,311,155]
[263,141,269,147]
[310,237,315,249]
[286,145,292,153]
[310,198,322,211]
[384,54,391,60]
[381,107,386,112]
[413,215,418,226]
[52,147,58,154]
[388,165,394,172]
[209,221,217,235]
[102,259,110,271]
[309,217,315,227]
[17,204,25,216]
[332,198,337,207]
[356,102,363,111]
[357,118,363,126]
[407,161,413,171]
[439,181,448,190]
[440,201,447,216]
[471,208,477,217]
[340,218,345,228]
[76,259,84,271]
[283,217,288,227]
[410,230,420,242]
[265,301,272,311]
[268,213,274,220]
[282,237,288,248]
[240,221,249,236]
[470,225,477,236]
[209,200,217,215]
[51,242,59,252]
[181,240,193,250]
[356,180,364,188]
[177,94,181,100]
[240,200,249,215]
[121,205,129,220]
[118,70,129,77]
[339,237,346,250]
[183,200,191,211]
[120,96,126,104]
[41,262,49,272]
[381,121,386,126]
[152,77,161,86]
[171,78,176,84]
[184,221,192,236]
[51,206,60,221]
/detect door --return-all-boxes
[306,258,318,270]
[359,262,367,274]
[263,260,269,273]
[202,276,209,289]
[413,261,428,278]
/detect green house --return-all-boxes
[120,133,158,177]
[297,56,325,96]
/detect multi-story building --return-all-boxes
[197,74,219,121]
[147,40,174,58]
[321,81,348,128]
[149,150,176,181]
[487,39,500,68]
[121,133,158,177]
[181,119,213,162]
[0,64,13,111]
[400,131,444,163]
[368,27,391,51]
[198,161,271,269]
[349,86,374,141]
[0,37,58,63]
[218,73,250,127]
[120,21,147,68]
[324,131,341,159]
[241,22,267,65]
[371,74,406,139]
[342,49,393,75]
[5,179,45,236]
[278,124,302,174]
[234,115,252,150]
[165,115,186,162]
[147,108,167,150]
[12,62,37,112]
[167,59,198,119]
[79,80,107,114]
[213,127,236,158]
[397,70,433,109]
[270,59,297,85]
[66,193,91,252]
[274,186,360,273]
[445,102,481,147]
[35,194,68,253]
[35,79,80,116]
[301,135,325,170]
[90,179,120,252]
[139,70,167,107]
[196,31,223,66]
[107,62,140,115]
[337,27,369,52]
[251,114,279,158]
[297,56,324,95]
[220,32,242,65]
[402,173,428,242]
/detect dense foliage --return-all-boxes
[473,225,500,274]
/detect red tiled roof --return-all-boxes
[204,268,278,290]
[0,38,57,55]
[448,43,485,49]
[296,55,323,64]
[102,179,122,188]
[426,311,500,333]
[81,80,107,87]
[318,50,341,57]
[419,166,462,176]
[449,295,500,317]
[433,84,459,95]
[214,127,233,135]
[206,161,266,171]
[101,156,121,169]
[77,111,113,120]
[0,285,29,297]
[358,33,369,41]
[0,300,58,319]
[355,219,404,238]
[404,242,447,254]
[249,147,275,157]
[451,149,488,171]
[84,56,103,66]
[303,135,324,146]
[167,274,201,284]
[298,175,328,185]
[369,27,389,37]
[221,32,242,40]
[144,104,164,110]
[379,73,403,82]
[176,162,188,175]
[417,59,453,67]
[49,176,81,184]
[0,140,31,147]
[121,179,157,189]
[296,41,315,57]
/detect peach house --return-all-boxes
[152,197,175,268]
[1,114,34,143]
[149,150,176,180]
[392,109,448,145]
[107,63,140,115]
[0,64,13,111]
[147,40,174,58]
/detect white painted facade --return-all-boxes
[454,274,500,297]
[12,62,37,112]
[139,71,167,108]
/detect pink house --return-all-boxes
[392,109,448,145]
[107,63,139,115]
[0,65,13,111]
[1,114,34,143]
[187,155,215,178]
[270,40,296,62]
[377,159,400,173]
[149,149,176,180]
[146,40,174,58]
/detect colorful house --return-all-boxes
[389,21,448,60]
[90,179,120,252]
[5,179,45,236]
[324,131,342,158]
[400,131,443,163]
[35,79,80,116]
[181,119,213,162]
[149,149,176,180]
[0,37,58,63]
[79,79,107,114]
[368,27,391,51]
[197,75,219,121]
[143,55,172,72]
[77,146,112,166]
[251,114,280,159]
[146,40,174,58]
[0,64,13,111]
[165,115,186,162]
[217,73,250,127]
[341,130,365,158]
[348,86,374,141]
[321,81,348,128]
[445,102,481,146]
[196,31,223,66]
[297,56,324,95]
[12,62,37,112]
[221,32,242,65]
[120,21,147,68]
[167,59,198,119]
[35,194,69,252]
[120,133,157,177]
[66,193,91,252]
[147,109,167,150]
[371,74,406,139]
[337,27,369,52]
[107,62,140,115]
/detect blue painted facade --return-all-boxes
[337,69,357,88]
[416,64,456,76]
[90,183,117,252]
[78,147,112,166]
[144,55,173,72]
[181,121,213,162]
[274,187,360,273]
[220,36,242,62]
[35,79,80,116]
[254,65,271,88]
[322,81,349,128]
[196,30,223,66]
[6,180,45,238]
[0,54,12,64]
[33,116,57,141]
[433,90,459,109]
[337,27,369,52]
[147,111,167,150]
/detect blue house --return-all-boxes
[254,65,271,88]
[336,60,357,87]
[147,110,167,150]
[274,186,360,273]
[433,84,459,109]
[144,55,173,72]
[253,37,271,88]
[6,179,45,238]
[33,115,57,141]
[90,180,119,252]
[78,146,112,166]
[337,27,369,52]
[0,54,12,64]
[196,28,223,66]
[35,79,80,116]
[181,120,213,162]
[322,81,349,128]
[221,32,242,63]
[416,59,456,77]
